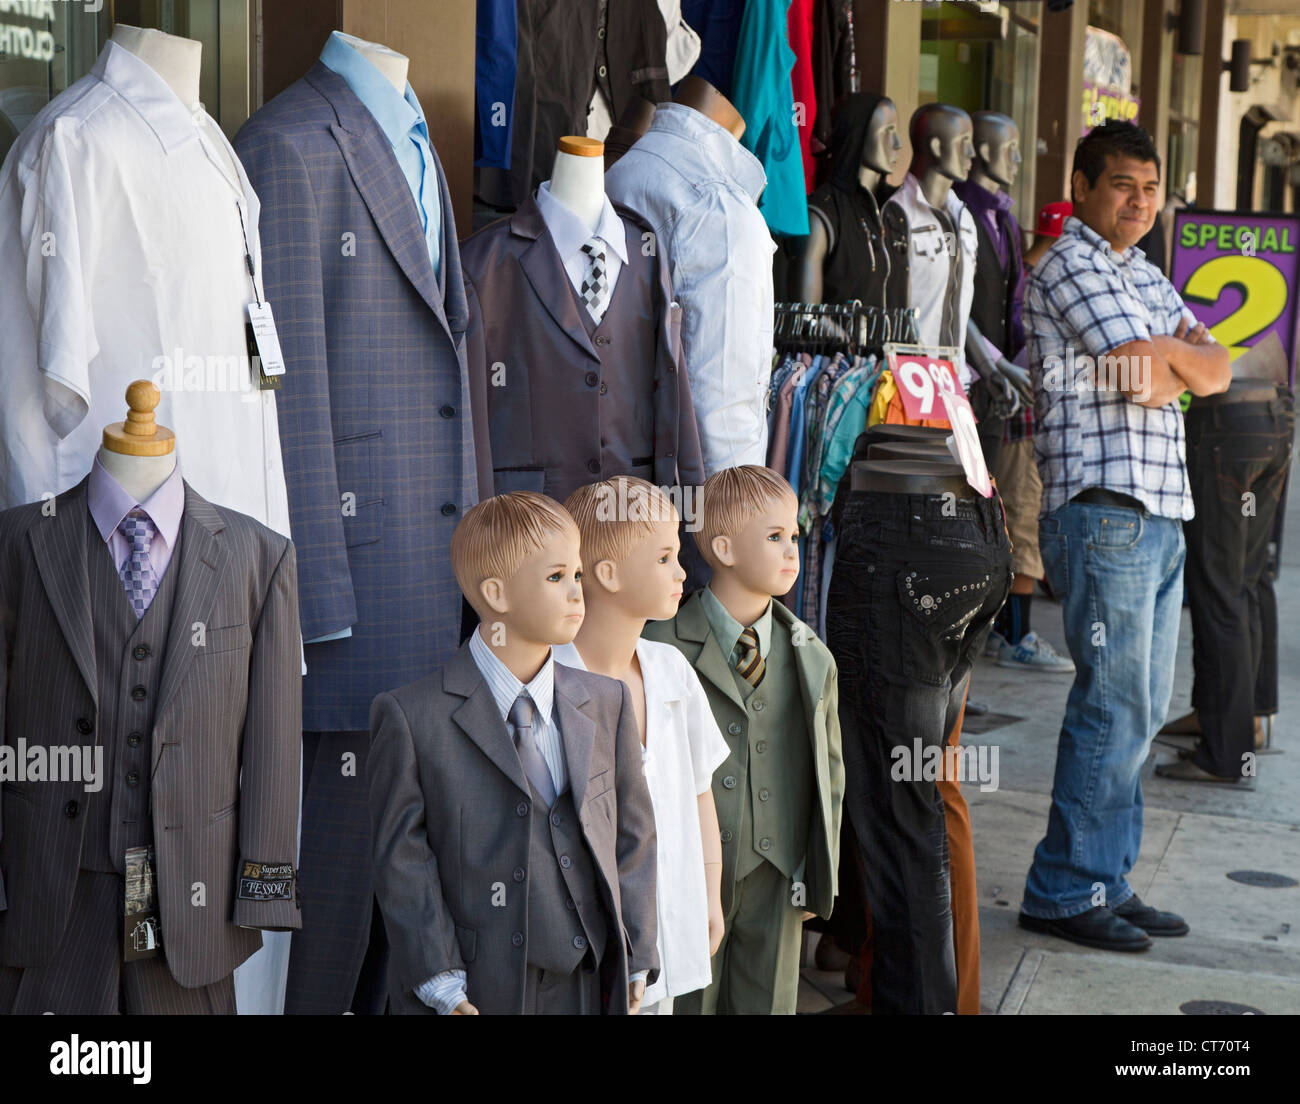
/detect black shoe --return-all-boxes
[1018,906,1152,952]
[1113,894,1189,937]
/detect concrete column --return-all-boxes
[1138,0,1173,169]
[1035,0,1089,214]
[853,0,921,187]
[1196,0,1227,208]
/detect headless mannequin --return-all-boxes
[673,75,745,141]
[548,136,606,235]
[336,33,409,94]
[793,97,902,304]
[98,381,177,502]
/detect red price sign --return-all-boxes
[891,354,964,422]
[939,391,993,498]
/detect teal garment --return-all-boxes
[818,365,879,514]
[731,0,808,237]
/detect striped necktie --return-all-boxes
[735,626,766,689]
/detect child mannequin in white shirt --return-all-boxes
[556,476,727,1014]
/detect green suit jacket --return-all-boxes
[644,592,844,919]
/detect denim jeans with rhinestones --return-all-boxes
[826,489,1012,1014]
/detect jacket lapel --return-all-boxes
[444,645,531,797]
[553,667,594,813]
[155,486,230,723]
[28,478,97,707]
[675,592,745,712]
[513,198,601,365]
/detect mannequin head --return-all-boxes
[828,93,902,195]
[971,111,1021,193]
[451,492,584,646]
[863,98,903,179]
[909,103,974,181]
[564,477,685,623]
[698,466,800,600]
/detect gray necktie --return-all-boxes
[508,694,556,808]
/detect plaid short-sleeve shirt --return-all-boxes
[1026,216,1201,520]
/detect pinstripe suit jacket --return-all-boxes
[234,63,489,733]
[0,477,302,988]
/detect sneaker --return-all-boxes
[983,629,1008,658]
[996,631,1075,673]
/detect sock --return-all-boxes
[995,593,1032,645]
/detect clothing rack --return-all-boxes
[773,301,921,356]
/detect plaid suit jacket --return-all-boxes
[235,64,490,732]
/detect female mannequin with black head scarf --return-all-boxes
[791,92,911,310]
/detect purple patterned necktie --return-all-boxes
[118,510,159,619]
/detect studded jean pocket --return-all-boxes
[895,565,998,686]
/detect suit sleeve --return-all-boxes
[232,538,303,930]
[821,658,845,919]
[0,525,13,912]
[611,680,659,984]
[234,123,357,640]
[463,273,495,501]
[367,690,464,992]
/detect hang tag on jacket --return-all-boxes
[124,845,163,960]
[245,301,285,390]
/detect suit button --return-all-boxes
[64,800,79,818]
[551,812,562,826]
[721,775,737,789]
[76,717,93,736]
[759,837,772,851]
[755,740,768,754]
[585,371,599,387]
[127,731,143,748]
[560,854,572,870]
[132,645,151,660]
[565,897,576,910]
[595,336,609,347]
[587,459,600,475]
[720,829,733,843]
[440,503,457,517]
[513,866,525,882]
[126,771,140,787]
[752,700,765,712]
[516,801,529,817]
[727,722,741,736]
[573,934,586,950]
[131,685,147,701]
[759,788,770,802]
[511,931,524,947]
[439,404,456,418]
[599,382,608,395]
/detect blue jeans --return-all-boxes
[1021,501,1185,918]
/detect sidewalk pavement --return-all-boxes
[797,465,1300,1015]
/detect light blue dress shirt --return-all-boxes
[320,31,443,284]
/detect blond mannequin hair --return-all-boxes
[450,492,579,604]
[697,465,798,568]
[564,476,680,570]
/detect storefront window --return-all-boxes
[1168,50,1201,202]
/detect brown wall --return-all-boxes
[261,0,340,105]
[1035,1,1088,216]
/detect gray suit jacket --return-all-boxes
[368,642,659,1014]
[0,477,302,988]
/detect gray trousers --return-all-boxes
[0,869,235,1014]
[523,963,602,1014]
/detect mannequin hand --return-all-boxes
[997,358,1034,409]
[707,897,725,956]
[984,365,1018,415]
[450,1001,479,1015]
[628,978,646,1015]
[801,910,816,921]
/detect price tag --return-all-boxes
[245,301,286,390]
[890,353,964,422]
[939,390,993,498]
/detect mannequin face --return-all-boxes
[591,520,686,622]
[933,122,975,182]
[479,529,585,646]
[978,125,1022,189]
[709,495,801,598]
[861,100,903,178]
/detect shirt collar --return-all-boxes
[554,638,685,706]
[953,178,1012,218]
[1063,214,1146,264]
[93,40,202,153]
[535,181,629,267]
[645,102,767,203]
[699,586,773,660]
[88,456,185,552]
[468,626,556,724]
[319,31,427,152]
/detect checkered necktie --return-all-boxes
[735,627,766,689]
[579,238,610,324]
[118,510,159,620]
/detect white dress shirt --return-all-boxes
[884,172,979,387]
[605,103,774,475]
[554,639,729,1005]
[535,179,628,305]
[0,41,291,541]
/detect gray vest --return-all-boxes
[81,512,180,874]
[734,623,812,882]
[525,785,608,975]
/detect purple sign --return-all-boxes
[1171,210,1300,385]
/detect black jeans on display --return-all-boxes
[1184,395,1294,776]
[826,488,1012,1015]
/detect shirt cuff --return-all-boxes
[415,970,467,1015]
[630,970,648,985]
